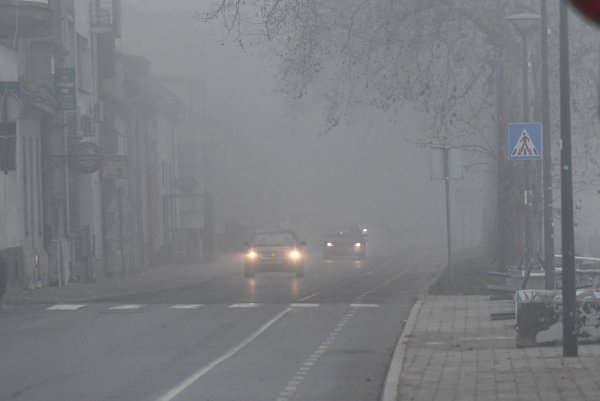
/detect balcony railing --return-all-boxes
[0,0,51,39]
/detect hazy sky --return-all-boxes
[119,1,488,251]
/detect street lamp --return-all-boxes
[506,12,540,270]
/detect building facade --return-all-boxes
[0,0,194,292]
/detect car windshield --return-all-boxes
[253,233,295,246]
[326,228,359,237]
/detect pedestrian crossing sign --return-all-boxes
[508,123,542,160]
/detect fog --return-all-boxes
[120,1,489,255]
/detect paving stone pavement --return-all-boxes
[397,296,600,401]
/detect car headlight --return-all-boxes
[354,242,362,248]
[326,242,334,247]
[288,249,302,261]
[246,249,258,259]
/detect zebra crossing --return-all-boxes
[44,302,379,311]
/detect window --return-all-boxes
[76,34,92,92]
[27,41,54,87]
[0,94,18,172]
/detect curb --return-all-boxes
[381,297,424,401]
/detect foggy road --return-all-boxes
[0,249,442,401]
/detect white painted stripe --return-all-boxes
[108,304,145,310]
[289,303,319,308]
[156,308,291,401]
[459,336,514,341]
[169,304,204,310]
[47,304,86,311]
[228,303,260,308]
[350,303,379,308]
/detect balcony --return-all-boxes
[0,0,52,39]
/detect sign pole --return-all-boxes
[560,0,577,358]
[444,153,453,284]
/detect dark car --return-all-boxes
[244,230,306,278]
[323,226,366,260]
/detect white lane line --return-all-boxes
[297,268,380,301]
[169,304,204,309]
[47,304,86,311]
[350,303,379,308]
[156,308,291,401]
[108,304,145,310]
[358,263,416,299]
[228,303,261,308]
[289,303,319,308]
[459,336,514,341]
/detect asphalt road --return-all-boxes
[0,246,443,401]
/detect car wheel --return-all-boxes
[295,266,305,278]
[244,266,255,278]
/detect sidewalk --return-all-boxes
[2,254,240,305]
[394,296,600,401]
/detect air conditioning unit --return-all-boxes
[93,101,104,122]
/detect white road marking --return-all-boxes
[277,308,358,401]
[108,304,145,310]
[228,303,260,308]
[169,304,204,309]
[459,336,514,341]
[47,304,86,311]
[289,303,319,308]
[350,303,379,308]
[155,308,291,401]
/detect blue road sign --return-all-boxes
[508,123,542,160]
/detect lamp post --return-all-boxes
[506,12,540,269]
[540,0,555,290]
[559,0,577,358]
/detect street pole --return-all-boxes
[118,185,125,278]
[520,32,534,267]
[541,0,555,289]
[559,0,577,357]
[444,148,453,283]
